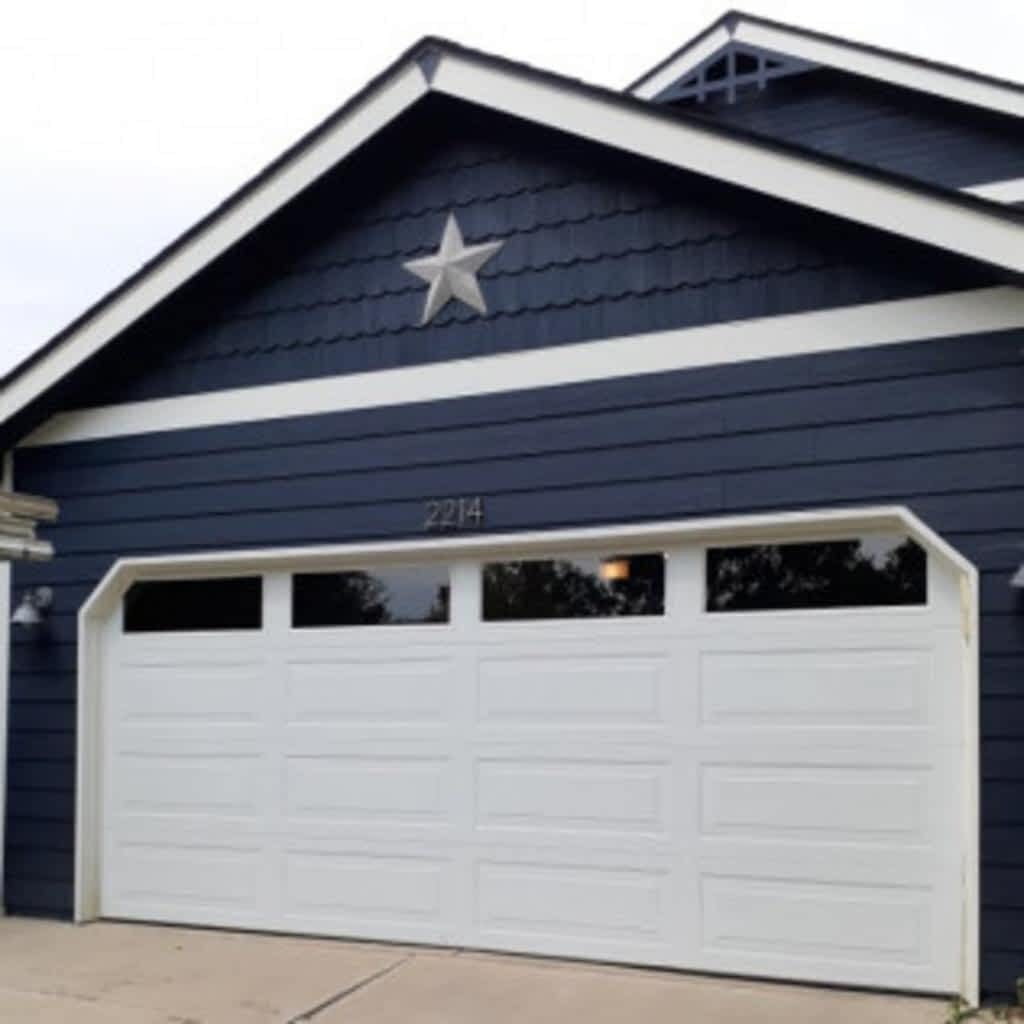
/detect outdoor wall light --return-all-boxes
[1012,564,1024,590]
[11,586,53,628]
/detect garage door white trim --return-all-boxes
[75,505,979,1001]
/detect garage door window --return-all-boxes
[123,576,263,632]
[292,566,450,627]
[483,553,665,620]
[706,535,927,612]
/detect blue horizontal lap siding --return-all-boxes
[50,94,989,412]
[1,95,1015,990]
[669,67,1024,190]
[7,326,1024,996]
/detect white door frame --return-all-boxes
[74,504,980,1002]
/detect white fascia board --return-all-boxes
[0,62,429,432]
[630,24,731,99]
[734,21,1024,119]
[20,285,1024,448]
[433,54,1024,274]
[964,177,1024,204]
[629,16,1024,119]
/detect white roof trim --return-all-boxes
[431,54,1023,272]
[4,43,1024,436]
[629,14,1024,119]
[635,23,733,99]
[21,286,1024,448]
[964,177,1024,204]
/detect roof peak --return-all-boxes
[628,10,1024,116]
[2,31,1022,438]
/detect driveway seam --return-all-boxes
[287,955,412,1022]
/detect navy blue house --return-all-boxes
[2,12,1023,1003]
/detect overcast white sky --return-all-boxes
[1,0,1021,376]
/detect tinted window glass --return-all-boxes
[123,577,262,632]
[483,554,664,621]
[293,566,450,627]
[706,536,926,612]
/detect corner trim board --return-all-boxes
[20,286,1024,447]
[0,452,12,915]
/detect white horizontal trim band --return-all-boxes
[22,286,1024,447]
[964,177,1024,204]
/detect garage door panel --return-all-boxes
[281,848,456,941]
[697,749,961,831]
[700,875,933,957]
[108,749,270,821]
[698,762,947,843]
[110,659,270,728]
[102,839,274,922]
[284,656,457,727]
[475,652,673,728]
[697,646,932,729]
[282,753,456,827]
[474,756,672,837]
[696,876,941,984]
[474,859,673,949]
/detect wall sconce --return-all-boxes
[1012,565,1024,590]
[11,587,53,628]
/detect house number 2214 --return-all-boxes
[424,496,485,531]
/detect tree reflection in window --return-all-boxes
[706,536,926,612]
[123,577,263,632]
[483,554,665,621]
[292,567,450,627]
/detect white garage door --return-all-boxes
[98,532,967,993]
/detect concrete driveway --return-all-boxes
[0,918,948,1023]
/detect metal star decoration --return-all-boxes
[403,213,504,325]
